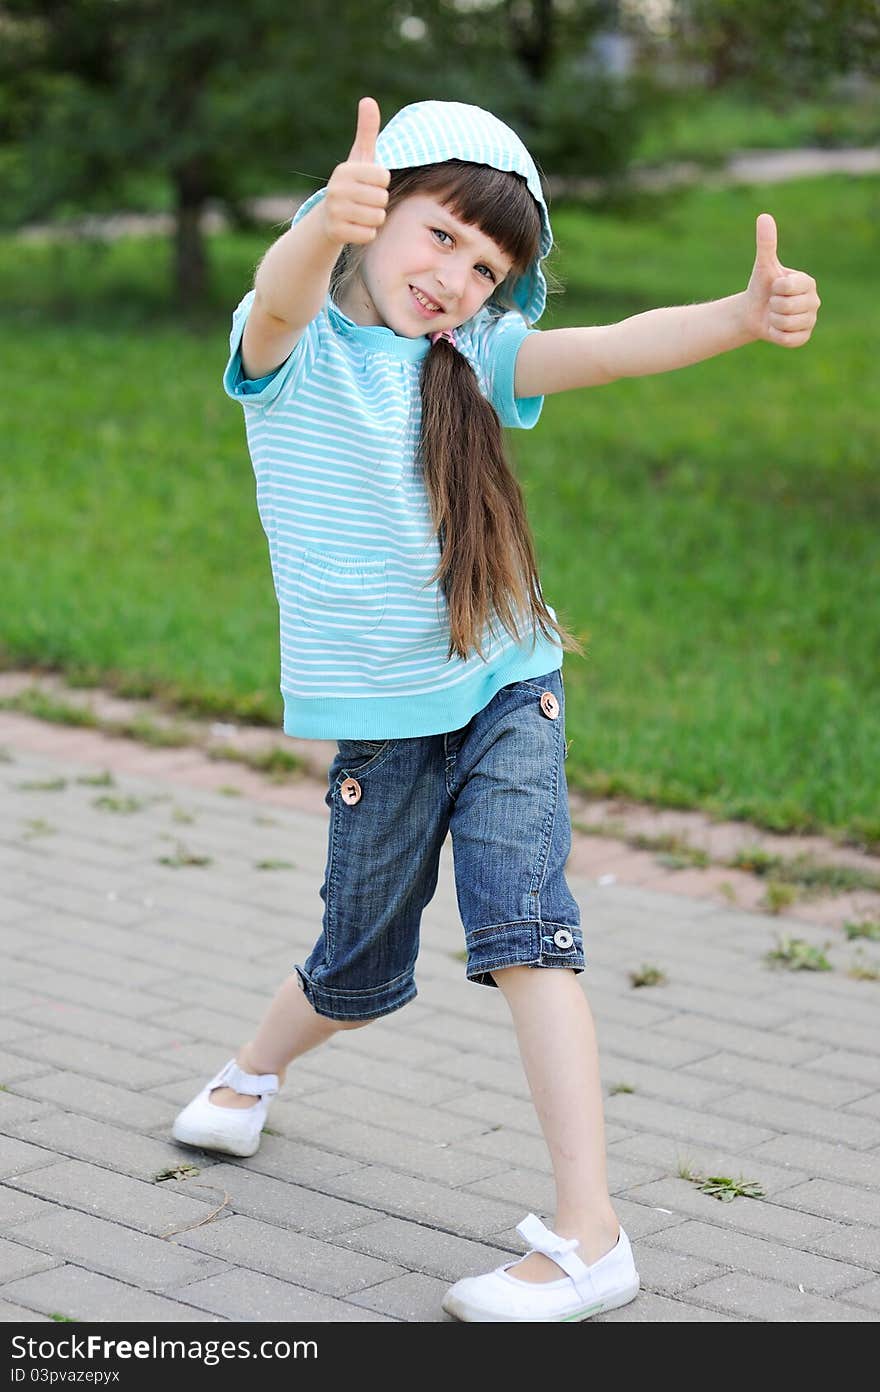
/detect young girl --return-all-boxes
[172,96,819,1322]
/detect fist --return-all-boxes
[743,212,821,349]
[322,97,390,246]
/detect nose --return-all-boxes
[435,256,468,301]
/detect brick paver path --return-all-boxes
[1,709,878,1323]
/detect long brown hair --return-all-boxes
[330,160,585,664]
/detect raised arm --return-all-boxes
[514,214,819,399]
[241,96,390,379]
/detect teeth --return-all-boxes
[412,287,440,311]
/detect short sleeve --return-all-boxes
[460,310,544,429]
[222,289,314,409]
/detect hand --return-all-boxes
[741,213,820,348]
[321,96,390,246]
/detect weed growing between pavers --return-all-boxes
[765,936,832,971]
[93,793,148,813]
[255,859,296,870]
[155,1165,201,1182]
[761,880,800,914]
[629,964,668,987]
[608,1083,635,1095]
[844,919,880,940]
[21,818,55,838]
[15,777,67,790]
[847,951,880,982]
[76,770,115,786]
[157,842,212,867]
[677,1158,765,1201]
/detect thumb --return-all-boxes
[755,212,782,275]
[348,96,380,163]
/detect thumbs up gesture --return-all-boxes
[741,213,820,348]
[322,97,390,246]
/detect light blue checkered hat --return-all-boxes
[293,100,553,324]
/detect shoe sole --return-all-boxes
[171,1119,261,1158]
[441,1277,640,1322]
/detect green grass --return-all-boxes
[2,172,878,840]
[632,79,880,168]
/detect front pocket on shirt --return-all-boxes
[293,549,387,634]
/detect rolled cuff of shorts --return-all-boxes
[465,920,585,988]
[293,963,417,1020]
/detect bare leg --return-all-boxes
[492,964,620,1280]
[211,973,370,1109]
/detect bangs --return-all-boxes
[388,160,542,277]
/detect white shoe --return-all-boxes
[441,1213,640,1322]
[171,1058,279,1158]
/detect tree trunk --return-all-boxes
[172,159,209,309]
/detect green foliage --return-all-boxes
[1,172,877,836]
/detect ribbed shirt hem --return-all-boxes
[282,633,565,740]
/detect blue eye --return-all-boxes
[431,228,497,283]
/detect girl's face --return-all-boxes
[337,193,515,336]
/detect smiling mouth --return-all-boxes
[409,285,444,314]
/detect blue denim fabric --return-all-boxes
[293,668,584,1020]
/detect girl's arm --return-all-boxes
[241,97,389,379]
[515,213,820,398]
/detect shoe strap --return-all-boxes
[515,1213,598,1304]
[215,1059,279,1096]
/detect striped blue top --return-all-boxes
[222,100,564,741]
[223,291,564,740]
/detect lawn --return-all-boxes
[2,172,877,841]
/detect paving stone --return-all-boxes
[680,1269,877,1321]
[0,1298,51,1321]
[586,1020,717,1068]
[608,1133,810,1196]
[599,1053,739,1107]
[0,1092,53,1127]
[778,1013,878,1053]
[645,1217,868,1294]
[0,1136,58,1181]
[845,1090,880,1121]
[6,1206,226,1290]
[345,1269,453,1321]
[175,1213,402,1296]
[332,1214,518,1281]
[289,1083,486,1145]
[318,1165,526,1238]
[715,1090,880,1149]
[620,1177,840,1245]
[771,1177,880,1227]
[10,1071,175,1132]
[0,1235,59,1282]
[682,1052,872,1107]
[160,1162,387,1238]
[11,941,175,991]
[630,1240,726,1295]
[603,1093,775,1151]
[9,1158,227,1237]
[290,1115,512,1187]
[1,1265,223,1322]
[0,1186,55,1229]
[8,1112,216,1181]
[4,1033,185,1089]
[837,1277,880,1313]
[175,1266,395,1321]
[595,1289,737,1321]
[743,1135,880,1191]
[804,1052,880,1087]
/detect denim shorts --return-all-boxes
[293,667,584,1021]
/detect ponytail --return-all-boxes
[419,335,585,663]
